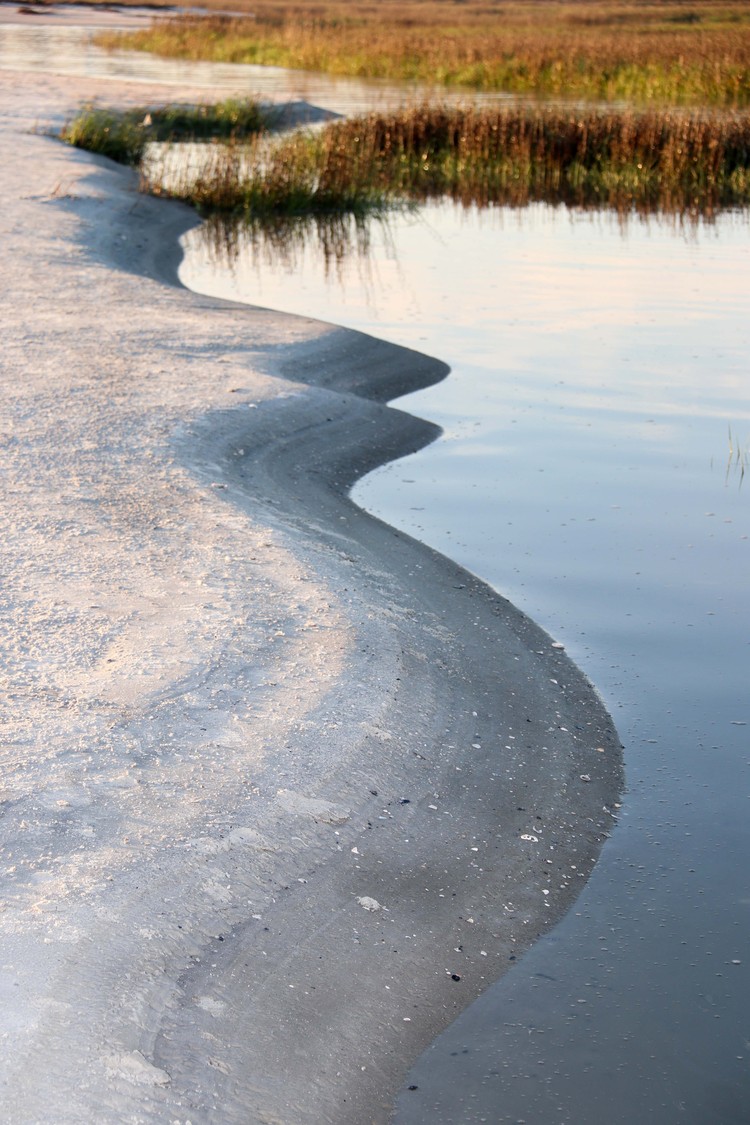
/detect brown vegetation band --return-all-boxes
[97,0,750,107]
[149,104,750,217]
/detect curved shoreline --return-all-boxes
[0,68,622,1124]
[181,348,623,1125]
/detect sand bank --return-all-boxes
[0,61,621,1124]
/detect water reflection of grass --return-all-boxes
[96,0,750,108]
[727,425,749,487]
[196,209,396,280]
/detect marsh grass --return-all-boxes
[145,128,399,217]
[145,99,272,138]
[145,105,750,219]
[97,0,750,107]
[60,98,272,165]
[61,106,147,165]
[61,98,750,218]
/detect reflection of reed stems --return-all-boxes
[727,425,748,488]
[196,209,395,279]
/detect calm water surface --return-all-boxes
[181,205,750,1124]
[6,18,749,1121]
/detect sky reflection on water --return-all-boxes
[181,202,750,1124]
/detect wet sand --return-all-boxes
[0,49,622,1125]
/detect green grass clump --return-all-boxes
[60,97,272,165]
[61,106,147,165]
[145,98,272,139]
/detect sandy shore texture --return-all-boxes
[0,47,622,1125]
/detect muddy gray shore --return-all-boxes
[0,63,622,1124]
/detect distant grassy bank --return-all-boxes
[63,100,750,218]
[96,0,750,107]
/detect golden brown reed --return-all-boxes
[98,0,750,106]
[148,104,750,219]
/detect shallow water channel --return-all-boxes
[6,16,750,1123]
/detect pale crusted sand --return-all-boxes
[0,51,622,1125]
